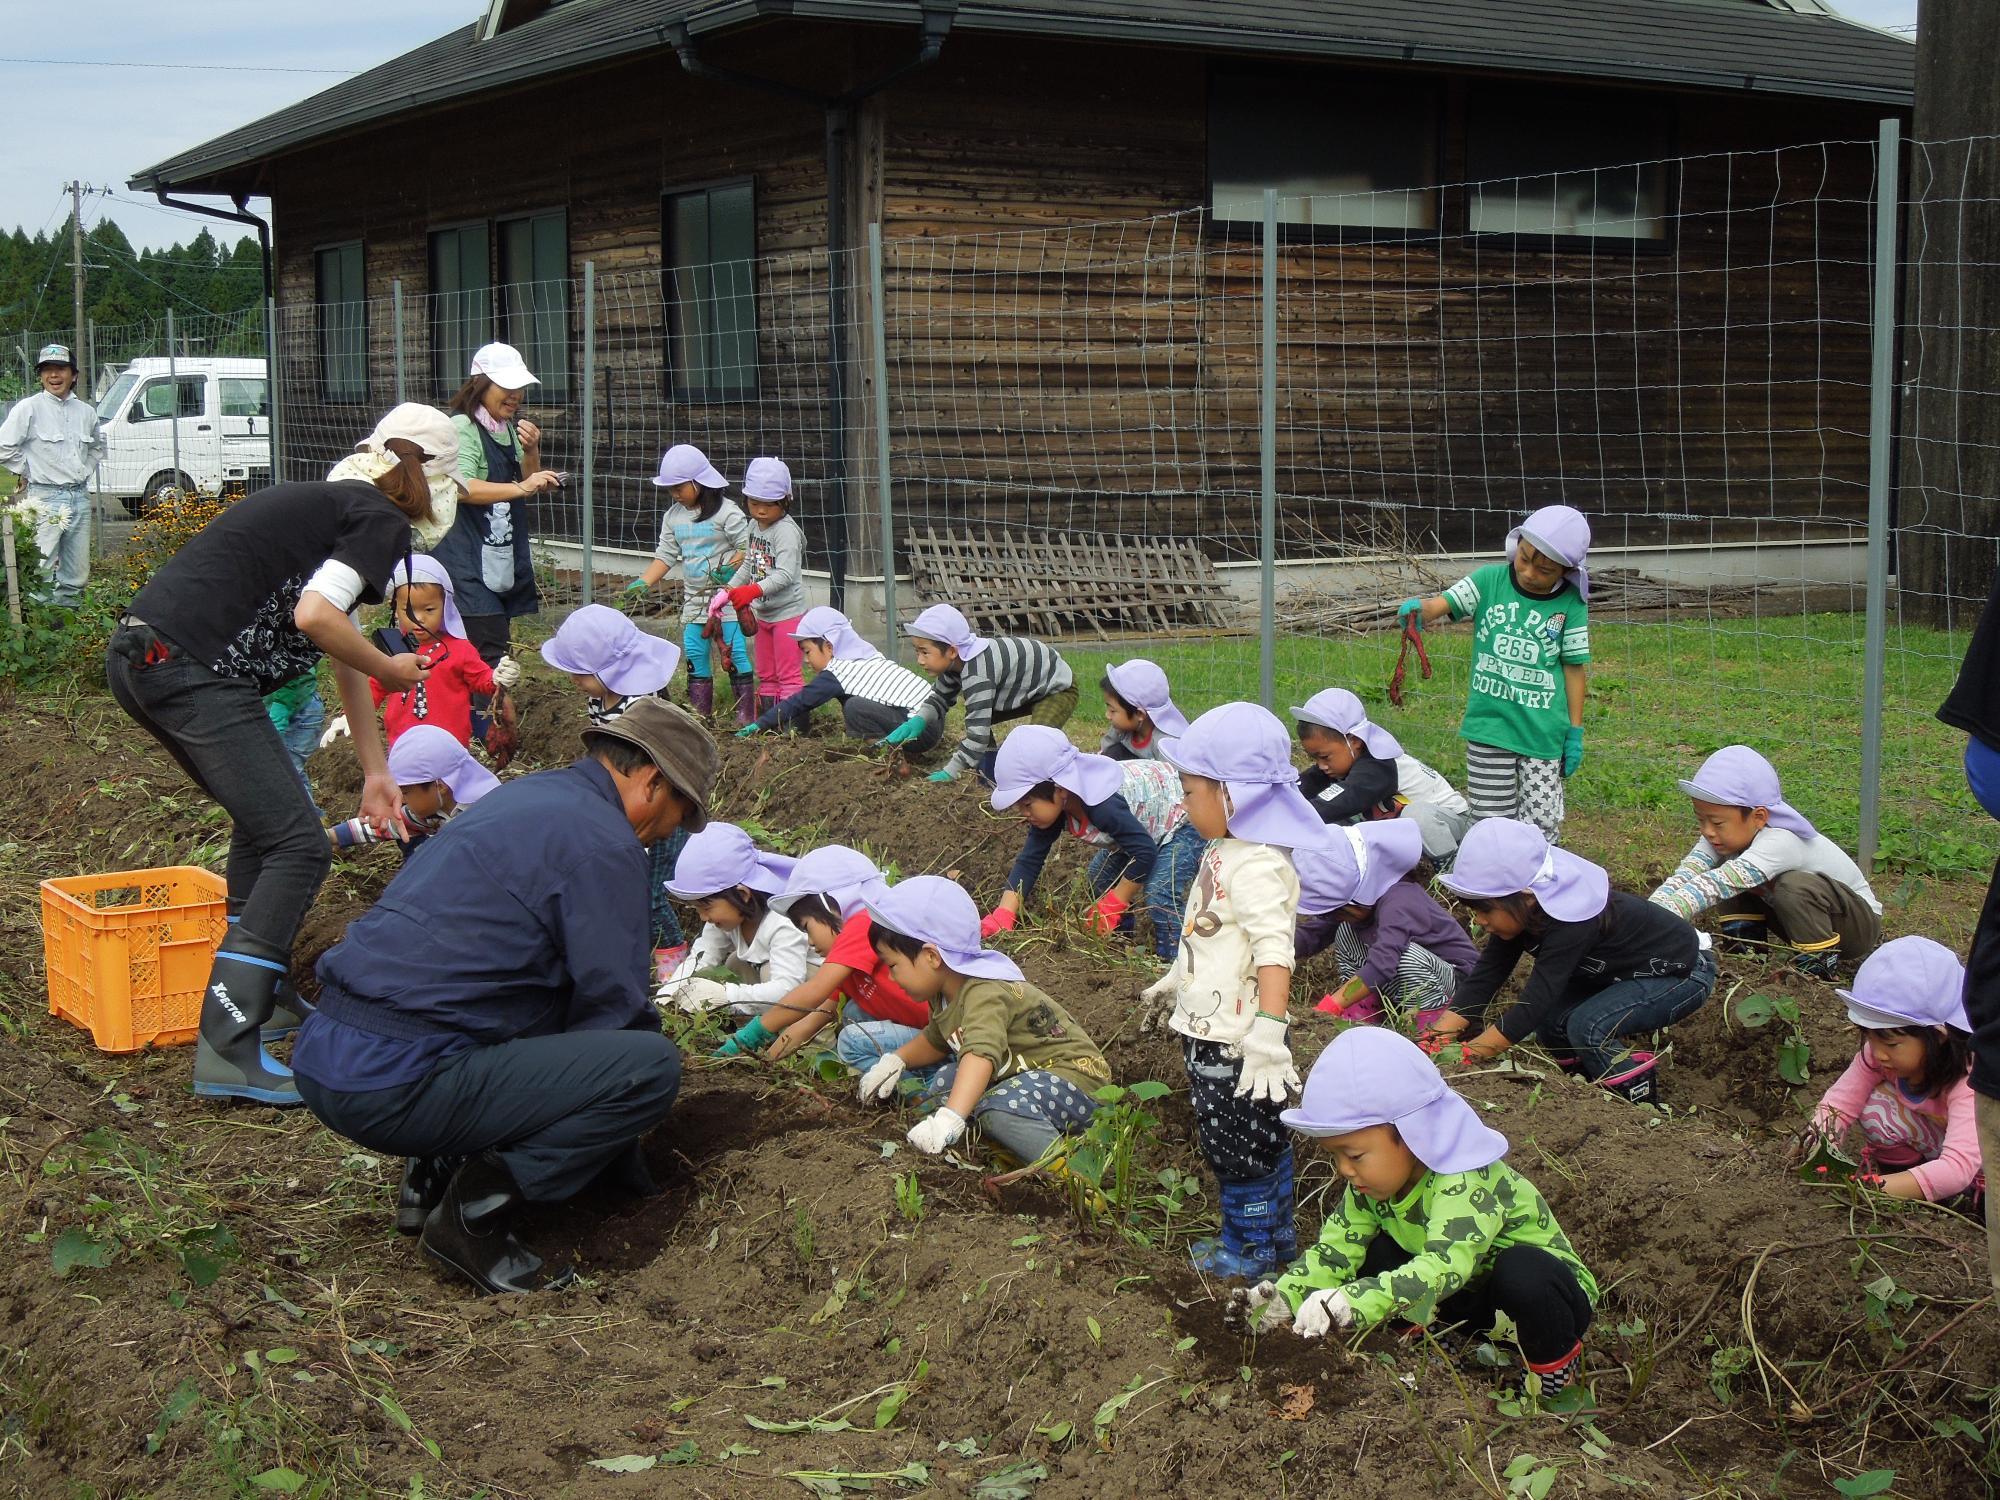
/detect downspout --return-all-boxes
[667,5,956,606]
[151,190,273,306]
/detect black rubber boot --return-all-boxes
[396,1156,456,1235]
[420,1153,575,1295]
[192,934,303,1106]
[263,975,315,1042]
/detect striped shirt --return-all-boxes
[756,653,932,731]
[920,636,1075,777]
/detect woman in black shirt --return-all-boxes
[106,404,461,1107]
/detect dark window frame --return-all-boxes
[495,207,571,398]
[662,177,760,402]
[427,220,494,396]
[313,240,368,404]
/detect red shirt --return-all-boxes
[828,913,929,1028]
[371,634,494,747]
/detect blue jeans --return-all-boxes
[1088,821,1207,961]
[26,484,90,606]
[834,1006,932,1075]
[276,692,326,818]
[1540,948,1718,1079]
[1967,735,2000,822]
[682,619,752,678]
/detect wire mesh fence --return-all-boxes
[11,128,1999,880]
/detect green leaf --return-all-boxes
[1777,1039,1812,1086]
[263,1348,299,1365]
[809,1277,855,1326]
[587,1454,658,1473]
[874,1385,910,1429]
[972,1461,1049,1498]
[662,1441,702,1466]
[145,1380,202,1455]
[1128,1081,1172,1102]
[375,1391,416,1433]
[1085,1316,1102,1344]
[1525,1467,1558,1500]
[249,1469,308,1493]
[1734,994,1775,1028]
[50,1227,113,1276]
[1832,1474,1896,1499]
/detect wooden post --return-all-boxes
[2,519,20,629]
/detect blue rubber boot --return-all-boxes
[1191,1149,1297,1281]
[192,935,303,1105]
[228,915,310,1040]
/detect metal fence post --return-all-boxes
[1858,117,1901,874]
[868,224,898,658]
[266,297,285,484]
[391,279,406,404]
[86,316,100,557]
[579,260,596,606]
[1259,189,1279,712]
[166,309,182,497]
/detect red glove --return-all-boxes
[979,905,1019,939]
[1089,889,1131,935]
[1854,1172,1887,1190]
[727,583,763,610]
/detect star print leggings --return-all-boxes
[921,1061,1101,1163]
[1182,1037,1288,1183]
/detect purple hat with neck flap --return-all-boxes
[1507,504,1592,600]
[1293,834,1361,917]
[1105,660,1190,737]
[865,875,1024,982]
[990,726,1124,812]
[1164,702,1330,851]
[1676,745,1818,840]
[903,604,989,662]
[771,844,889,921]
[791,606,878,662]
[388,554,466,641]
[540,604,683,697]
[386,724,499,806]
[1290,688,1402,761]
[666,821,798,900]
[1281,1027,1508,1173]
[1439,817,1609,923]
[1837,935,1970,1032]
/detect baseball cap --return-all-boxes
[469,342,539,391]
[35,343,76,371]
[581,697,720,831]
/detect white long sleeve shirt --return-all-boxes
[1165,838,1302,1047]
[685,914,819,1012]
[0,390,104,489]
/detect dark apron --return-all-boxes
[431,419,539,619]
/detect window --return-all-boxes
[1466,88,1671,242]
[1209,70,1440,233]
[498,210,569,396]
[131,376,204,422]
[95,371,137,423]
[429,224,492,393]
[664,181,757,400]
[314,242,367,402]
[220,377,269,418]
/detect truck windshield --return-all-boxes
[96,372,138,422]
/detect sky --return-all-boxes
[1,0,1922,253]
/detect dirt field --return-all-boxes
[2,679,1996,1498]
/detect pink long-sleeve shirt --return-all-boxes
[1812,1050,1983,1201]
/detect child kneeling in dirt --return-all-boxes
[1648,744,1882,979]
[1802,936,1983,1205]
[660,822,815,1055]
[1294,820,1478,1027]
[736,606,939,750]
[329,724,499,860]
[982,725,1205,961]
[881,604,1076,783]
[1291,688,1472,864]
[1145,702,1328,1280]
[1099,658,1188,762]
[1227,1027,1598,1398]
[1429,819,1717,1103]
[855,875,1111,1162]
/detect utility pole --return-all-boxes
[67,180,87,398]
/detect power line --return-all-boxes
[0,55,352,75]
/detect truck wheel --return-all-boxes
[138,470,193,515]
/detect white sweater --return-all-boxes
[1165,839,1301,1047]
[686,915,819,1014]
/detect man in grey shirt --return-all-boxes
[0,344,105,608]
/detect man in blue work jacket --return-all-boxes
[292,697,719,1294]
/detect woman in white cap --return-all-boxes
[435,342,564,737]
[105,403,463,1108]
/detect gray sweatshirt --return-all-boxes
[731,513,807,621]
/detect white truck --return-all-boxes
[93,357,272,514]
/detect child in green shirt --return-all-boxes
[1227,1027,1597,1397]
[1397,505,1591,842]
[854,875,1110,1163]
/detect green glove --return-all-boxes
[1397,598,1425,630]
[878,715,927,747]
[1562,726,1585,778]
[624,578,648,594]
[714,1015,776,1057]
[927,769,955,783]
[735,724,760,739]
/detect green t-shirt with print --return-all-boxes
[1274,1159,1597,1331]
[921,978,1111,1094]
[1444,562,1589,760]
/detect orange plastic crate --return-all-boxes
[41,866,230,1052]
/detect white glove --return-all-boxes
[857,1053,906,1104]
[1292,1288,1355,1340]
[1231,1014,1301,1103]
[906,1106,967,1155]
[492,654,521,690]
[317,714,350,749]
[1138,963,1182,1036]
[671,977,733,1015]
[1223,1280,1293,1335]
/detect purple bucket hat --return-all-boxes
[1281,1027,1509,1172]
[540,604,683,697]
[665,821,799,899]
[903,604,989,662]
[771,844,890,921]
[1837,935,1970,1032]
[865,875,1024,983]
[1290,688,1402,761]
[791,606,878,661]
[1164,702,1331,851]
[388,554,466,640]
[1293,835,1361,917]
[1438,817,1609,923]
[1349,820,1427,907]
[990,726,1124,812]
[386,724,499,806]
[1507,504,1592,600]
[1105,659,1190,737]
[1676,745,1818,840]
[651,443,727,490]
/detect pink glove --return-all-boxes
[1088,889,1130,935]
[979,905,1019,939]
[706,589,730,619]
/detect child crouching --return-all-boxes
[660,822,815,1055]
[855,876,1111,1163]
[883,604,1076,783]
[1228,1027,1598,1398]
[329,724,499,859]
[1100,659,1188,762]
[739,606,939,749]
[1291,688,1472,863]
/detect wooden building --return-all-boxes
[131,0,1914,592]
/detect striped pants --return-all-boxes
[1333,925,1460,1019]
[1464,741,1565,843]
